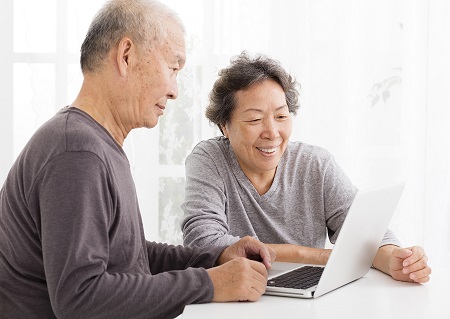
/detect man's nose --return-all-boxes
[168,77,178,100]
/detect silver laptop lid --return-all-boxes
[265,182,405,299]
[313,182,405,297]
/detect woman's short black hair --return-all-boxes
[205,51,300,134]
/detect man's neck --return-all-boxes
[70,78,128,147]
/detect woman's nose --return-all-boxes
[261,118,279,139]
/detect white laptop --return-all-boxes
[265,182,405,299]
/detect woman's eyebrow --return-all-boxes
[242,105,288,113]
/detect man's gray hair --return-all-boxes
[80,0,184,73]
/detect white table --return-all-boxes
[182,268,450,319]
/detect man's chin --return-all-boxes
[145,122,158,129]
[143,116,160,129]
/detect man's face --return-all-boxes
[131,24,186,129]
[222,79,292,180]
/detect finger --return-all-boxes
[259,245,276,269]
[246,285,264,302]
[239,237,263,258]
[249,269,268,298]
[249,280,266,299]
[241,237,275,269]
[390,248,413,271]
[403,246,425,267]
[409,266,432,283]
[249,271,267,294]
[249,259,269,279]
[392,247,413,260]
[403,255,428,274]
[413,276,430,284]
[410,273,430,283]
[240,261,267,302]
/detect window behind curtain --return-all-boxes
[5,0,220,245]
[2,0,449,267]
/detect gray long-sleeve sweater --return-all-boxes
[0,107,223,319]
[182,136,400,249]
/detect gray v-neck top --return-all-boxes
[182,136,400,248]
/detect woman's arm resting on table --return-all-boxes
[266,244,331,265]
[372,244,432,283]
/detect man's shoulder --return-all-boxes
[23,108,70,158]
[63,108,121,157]
[27,107,121,164]
[29,107,95,145]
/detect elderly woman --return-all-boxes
[181,52,431,283]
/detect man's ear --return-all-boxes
[116,37,134,77]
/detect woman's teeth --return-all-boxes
[257,147,277,153]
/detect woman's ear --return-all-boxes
[221,123,229,138]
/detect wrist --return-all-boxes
[373,245,397,275]
[318,248,331,265]
[215,246,230,266]
[298,246,330,265]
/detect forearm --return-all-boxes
[146,241,225,274]
[48,266,213,318]
[372,244,397,275]
[182,220,240,248]
[266,244,331,265]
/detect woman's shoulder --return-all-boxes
[288,141,335,162]
[191,136,230,156]
[283,142,346,183]
[186,136,235,177]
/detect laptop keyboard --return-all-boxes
[267,266,324,290]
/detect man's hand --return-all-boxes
[373,245,431,283]
[206,237,275,302]
[207,257,268,302]
[216,236,276,269]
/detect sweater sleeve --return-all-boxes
[181,147,241,247]
[146,241,226,274]
[322,153,359,243]
[31,151,217,319]
[322,153,401,247]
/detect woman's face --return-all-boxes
[222,79,292,180]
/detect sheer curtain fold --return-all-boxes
[422,0,450,266]
[1,0,448,267]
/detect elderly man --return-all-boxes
[0,1,275,318]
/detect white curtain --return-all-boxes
[1,0,448,268]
